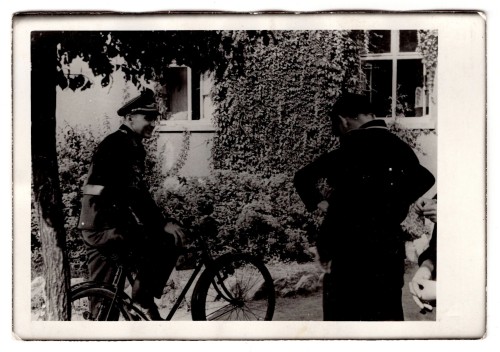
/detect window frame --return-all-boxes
[361,30,436,130]
[158,65,216,132]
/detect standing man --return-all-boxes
[78,89,185,320]
[294,93,435,321]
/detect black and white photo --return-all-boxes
[12,12,485,340]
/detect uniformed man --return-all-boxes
[78,88,185,320]
[294,93,435,321]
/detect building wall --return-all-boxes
[158,130,214,177]
[417,132,438,197]
[158,122,438,190]
[157,119,215,177]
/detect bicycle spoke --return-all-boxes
[204,292,269,320]
[191,254,275,321]
[241,304,265,320]
[70,287,127,321]
[241,302,268,313]
[204,297,268,321]
[206,303,240,320]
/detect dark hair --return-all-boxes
[329,93,374,120]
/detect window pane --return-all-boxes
[399,30,418,52]
[396,59,426,117]
[367,30,391,54]
[363,60,393,117]
[165,67,189,120]
[191,73,201,120]
[200,73,214,120]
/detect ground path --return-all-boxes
[273,264,436,321]
[167,262,435,321]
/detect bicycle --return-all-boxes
[69,226,276,321]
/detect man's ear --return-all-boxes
[338,115,349,129]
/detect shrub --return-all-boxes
[158,169,431,263]
[158,171,321,262]
[167,173,329,261]
[55,122,105,277]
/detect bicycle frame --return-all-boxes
[161,238,240,320]
[72,228,243,321]
[99,259,205,321]
[164,260,204,320]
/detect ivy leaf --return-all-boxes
[101,75,110,87]
[56,70,68,90]
[80,79,92,91]
[68,76,78,91]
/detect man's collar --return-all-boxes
[119,124,143,143]
[359,119,387,129]
[341,119,388,139]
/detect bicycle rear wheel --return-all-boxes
[70,285,129,321]
[191,253,275,321]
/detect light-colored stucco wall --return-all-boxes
[158,130,214,177]
[416,132,438,197]
[158,126,438,188]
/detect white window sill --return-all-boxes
[378,116,436,130]
[158,119,216,132]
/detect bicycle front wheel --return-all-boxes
[191,253,275,321]
[70,285,129,321]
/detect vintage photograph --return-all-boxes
[13,13,485,340]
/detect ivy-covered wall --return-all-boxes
[211,30,366,175]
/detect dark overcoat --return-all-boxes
[294,119,435,320]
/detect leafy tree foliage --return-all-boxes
[55,30,276,91]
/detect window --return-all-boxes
[160,65,214,122]
[362,30,434,125]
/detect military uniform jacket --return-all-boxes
[78,125,165,235]
[294,119,435,264]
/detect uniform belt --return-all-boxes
[83,184,104,196]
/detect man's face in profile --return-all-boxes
[128,113,158,139]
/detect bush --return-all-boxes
[55,122,105,277]
[158,171,321,262]
[158,169,431,263]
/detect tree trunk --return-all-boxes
[31,32,71,320]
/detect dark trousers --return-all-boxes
[82,227,179,306]
[320,232,406,321]
[323,272,404,321]
[318,214,406,321]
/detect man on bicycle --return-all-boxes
[78,88,186,320]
